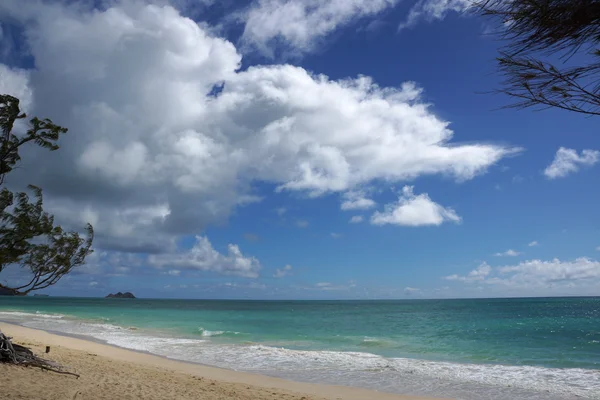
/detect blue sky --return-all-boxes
[0,0,599,299]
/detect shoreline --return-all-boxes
[0,322,444,400]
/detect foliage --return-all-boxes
[0,94,93,295]
[476,0,600,116]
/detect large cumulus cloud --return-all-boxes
[0,0,517,254]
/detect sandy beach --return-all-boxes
[0,322,443,400]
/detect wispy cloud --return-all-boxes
[296,219,309,228]
[273,264,293,278]
[349,215,364,224]
[308,281,358,291]
[341,190,376,211]
[528,241,538,247]
[240,0,398,57]
[404,286,421,295]
[494,249,521,257]
[398,0,471,31]
[244,233,260,242]
[446,263,492,282]
[446,258,600,291]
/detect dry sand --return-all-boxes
[0,322,445,400]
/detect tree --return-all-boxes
[476,0,600,116]
[0,94,93,295]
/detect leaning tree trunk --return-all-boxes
[0,331,79,377]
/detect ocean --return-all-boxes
[0,296,598,399]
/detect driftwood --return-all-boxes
[0,331,79,378]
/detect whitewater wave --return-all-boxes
[0,311,65,319]
[358,336,396,348]
[197,327,245,338]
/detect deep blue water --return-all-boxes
[1,296,599,400]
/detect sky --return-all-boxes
[0,0,599,300]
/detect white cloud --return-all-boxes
[404,286,420,295]
[310,281,357,291]
[349,215,364,223]
[275,207,287,216]
[498,258,600,286]
[445,262,492,282]
[340,190,376,210]
[273,264,293,278]
[371,186,461,226]
[148,236,261,278]
[167,269,181,276]
[528,241,538,247]
[446,258,600,292]
[398,0,471,31]
[0,65,32,111]
[544,147,600,179]
[330,232,343,239]
[0,0,515,253]
[597,246,600,251]
[241,0,398,57]
[494,249,521,257]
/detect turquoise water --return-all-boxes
[1,297,599,399]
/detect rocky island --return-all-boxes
[105,292,136,299]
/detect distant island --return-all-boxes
[105,292,136,299]
[32,294,49,297]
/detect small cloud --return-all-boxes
[371,186,461,227]
[404,287,420,295]
[310,282,356,291]
[361,19,386,34]
[273,264,293,278]
[168,269,181,276]
[296,219,309,228]
[596,246,600,251]
[349,215,364,223]
[114,266,131,275]
[237,194,263,205]
[341,190,376,211]
[248,282,267,290]
[275,207,287,216]
[494,184,501,191]
[544,147,600,179]
[244,233,260,242]
[528,241,538,247]
[89,281,98,286]
[330,232,343,239]
[494,249,521,257]
[445,263,492,282]
[512,175,524,183]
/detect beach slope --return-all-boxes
[0,323,443,400]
